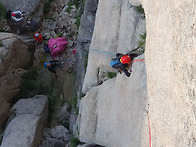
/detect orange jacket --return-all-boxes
[34,33,43,43]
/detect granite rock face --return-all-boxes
[80,0,196,146]
[143,0,196,146]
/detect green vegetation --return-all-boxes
[75,2,85,29]
[12,67,62,126]
[79,93,85,99]
[107,72,117,78]
[72,96,77,108]
[84,54,88,70]
[0,2,6,19]
[0,130,4,144]
[70,135,81,147]
[0,42,3,47]
[138,33,146,53]
[66,0,85,29]
[66,0,82,13]
[135,5,145,14]
[43,0,55,15]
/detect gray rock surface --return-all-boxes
[0,73,22,128]
[0,0,44,31]
[0,73,22,102]
[78,0,146,146]
[39,138,66,147]
[3,38,32,71]
[142,0,196,146]
[56,103,71,125]
[51,125,70,143]
[82,0,145,93]
[1,114,43,147]
[129,0,141,6]
[75,0,98,99]
[8,95,48,126]
[79,55,148,147]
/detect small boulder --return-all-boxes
[8,95,48,126]
[39,138,66,147]
[1,114,43,147]
[51,125,70,143]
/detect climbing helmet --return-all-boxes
[120,55,131,64]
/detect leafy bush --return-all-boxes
[43,0,54,15]
[13,67,51,103]
[43,2,51,15]
[138,33,146,53]
[84,54,88,70]
[75,1,85,29]
[0,130,4,144]
[70,136,81,147]
[107,72,117,78]
[0,2,6,19]
[135,5,144,14]
[0,42,3,47]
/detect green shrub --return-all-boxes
[70,136,81,147]
[75,1,85,29]
[43,2,51,15]
[138,33,146,53]
[135,5,144,14]
[72,96,77,108]
[0,42,3,47]
[0,130,4,144]
[0,2,6,19]
[107,72,117,78]
[79,93,85,99]
[84,54,88,70]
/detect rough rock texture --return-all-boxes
[56,103,71,125]
[0,33,17,60]
[1,114,43,147]
[0,98,10,129]
[79,0,196,146]
[77,145,104,147]
[78,0,147,146]
[75,0,98,94]
[142,0,196,146]
[51,125,70,143]
[8,95,48,126]
[0,73,22,128]
[0,33,33,129]
[79,55,148,147]
[1,95,48,146]
[0,73,22,102]
[0,33,32,74]
[3,39,32,71]
[39,138,66,147]
[0,0,44,31]
[82,0,145,93]
[72,0,98,135]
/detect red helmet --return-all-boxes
[120,55,131,64]
[12,13,16,17]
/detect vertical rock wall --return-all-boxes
[78,0,147,146]
[143,0,196,146]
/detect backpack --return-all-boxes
[110,58,120,69]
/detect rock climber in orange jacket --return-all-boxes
[34,33,43,43]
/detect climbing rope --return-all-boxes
[147,111,152,147]
[131,59,145,63]
[89,49,116,56]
